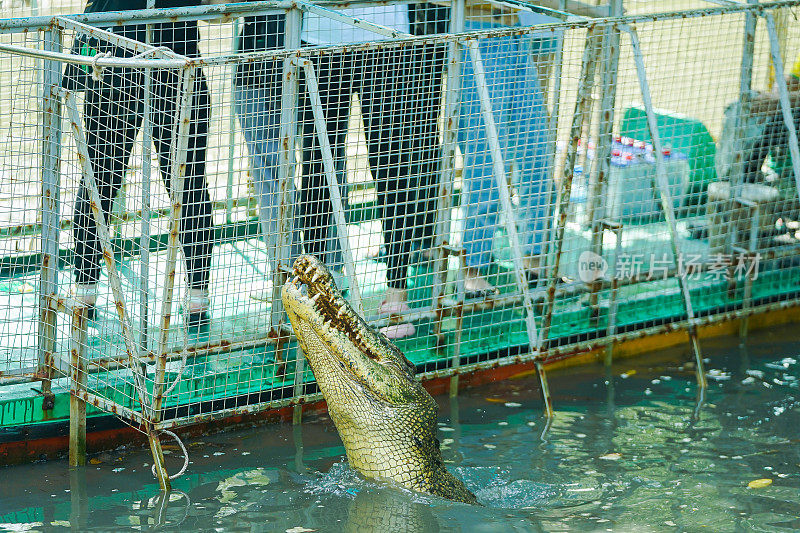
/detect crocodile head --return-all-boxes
[281,255,476,504]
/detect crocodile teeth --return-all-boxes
[336,306,347,318]
[304,264,315,275]
[310,293,321,304]
[311,271,321,283]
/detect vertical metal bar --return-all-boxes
[541,12,566,278]
[293,347,306,425]
[449,249,465,398]
[765,13,800,203]
[725,2,757,262]
[226,18,240,225]
[431,0,465,317]
[38,26,62,409]
[271,8,302,341]
[69,306,88,467]
[300,59,364,314]
[535,361,553,418]
[467,40,540,358]
[731,2,757,334]
[541,26,601,353]
[140,7,172,490]
[152,66,196,438]
[140,27,154,355]
[587,19,621,324]
[604,223,622,367]
[148,67,196,494]
[625,25,707,389]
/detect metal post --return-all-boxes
[270,7,302,352]
[587,16,621,325]
[431,0,465,321]
[604,221,623,367]
[765,13,800,205]
[38,26,62,411]
[449,248,466,398]
[293,347,305,424]
[150,66,198,491]
[226,18,240,225]
[724,1,757,282]
[731,2,758,336]
[541,7,566,280]
[625,25,707,389]
[140,31,154,355]
[541,27,601,352]
[535,361,553,418]
[299,59,364,314]
[69,306,88,467]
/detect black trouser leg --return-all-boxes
[300,52,351,260]
[152,69,214,291]
[359,49,416,290]
[73,84,144,285]
[408,43,447,249]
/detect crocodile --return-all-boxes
[281,255,477,504]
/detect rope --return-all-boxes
[90,51,112,81]
[151,429,189,481]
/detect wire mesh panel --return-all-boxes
[2,1,800,471]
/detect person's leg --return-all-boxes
[359,47,418,338]
[299,51,351,264]
[360,48,414,291]
[152,68,215,322]
[407,41,447,252]
[234,70,303,261]
[73,83,143,312]
[508,35,551,276]
[458,30,515,294]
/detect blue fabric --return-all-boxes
[458,20,552,269]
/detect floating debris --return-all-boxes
[504,402,522,408]
[485,398,507,403]
[286,527,316,533]
[706,369,731,381]
[747,478,772,489]
[620,370,636,379]
[484,444,497,449]
[438,427,454,432]
[599,453,621,460]
[746,369,765,379]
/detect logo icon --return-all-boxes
[578,251,608,283]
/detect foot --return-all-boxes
[186,288,210,330]
[523,256,542,284]
[464,268,498,299]
[378,288,415,340]
[73,283,98,320]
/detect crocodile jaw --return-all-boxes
[281,256,477,504]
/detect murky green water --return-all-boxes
[1,325,799,532]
